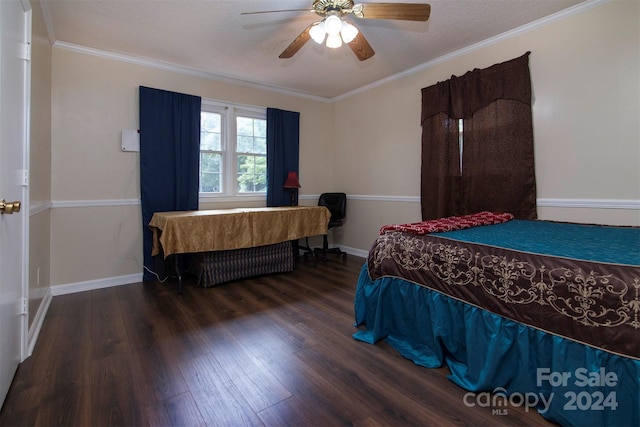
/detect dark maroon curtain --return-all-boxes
[421,111,461,220]
[420,52,537,220]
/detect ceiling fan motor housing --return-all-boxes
[313,0,355,16]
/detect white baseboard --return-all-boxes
[27,288,52,357]
[340,245,369,259]
[50,273,143,296]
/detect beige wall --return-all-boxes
[333,0,640,252]
[47,0,639,288]
[50,48,334,287]
[29,0,52,326]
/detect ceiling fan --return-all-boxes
[242,1,431,61]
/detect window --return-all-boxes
[199,100,266,197]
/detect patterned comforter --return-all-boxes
[368,220,640,359]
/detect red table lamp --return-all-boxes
[283,171,301,206]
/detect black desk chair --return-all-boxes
[314,192,347,262]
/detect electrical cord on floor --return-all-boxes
[143,265,169,283]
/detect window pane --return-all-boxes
[237,154,266,193]
[254,137,266,154]
[237,135,254,153]
[201,112,221,150]
[200,152,222,193]
[237,117,254,136]
[236,116,267,155]
[202,112,221,132]
[253,119,266,138]
[201,131,221,151]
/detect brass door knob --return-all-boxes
[0,199,21,214]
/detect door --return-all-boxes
[0,0,30,408]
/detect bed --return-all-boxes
[353,212,640,427]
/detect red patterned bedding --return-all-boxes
[379,211,514,235]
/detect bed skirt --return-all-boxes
[353,264,640,427]
[189,241,295,287]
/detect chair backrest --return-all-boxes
[318,193,346,222]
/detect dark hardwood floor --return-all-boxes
[0,254,552,426]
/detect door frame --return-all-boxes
[10,0,31,363]
[19,0,31,361]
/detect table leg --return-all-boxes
[173,254,183,295]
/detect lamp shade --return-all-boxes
[340,20,358,43]
[326,33,342,48]
[283,171,301,188]
[324,15,342,36]
[309,22,326,44]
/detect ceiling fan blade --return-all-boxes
[348,31,375,61]
[241,9,311,15]
[279,25,312,59]
[357,3,431,21]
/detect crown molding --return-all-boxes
[333,0,610,101]
[53,41,331,103]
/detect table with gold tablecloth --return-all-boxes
[148,206,331,289]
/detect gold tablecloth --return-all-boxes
[149,206,331,258]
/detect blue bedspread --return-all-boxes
[436,220,640,266]
[354,268,640,427]
[355,219,640,426]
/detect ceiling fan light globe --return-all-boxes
[340,21,358,43]
[324,15,342,36]
[326,33,343,48]
[309,22,326,44]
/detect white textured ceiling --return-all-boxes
[40,0,589,99]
